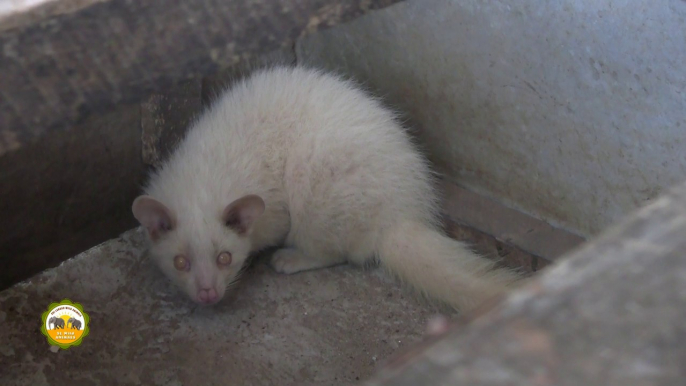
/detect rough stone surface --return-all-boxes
[141,79,203,168]
[201,48,298,108]
[297,0,686,237]
[0,229,443,386]
[0,0,404,156]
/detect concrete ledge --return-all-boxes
[441,180,585,273]
[0,229,441,385]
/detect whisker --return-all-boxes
[225,271,246,289]
[224,258,256,290]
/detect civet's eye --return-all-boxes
[173,255,190,271]
[217,251,232,266]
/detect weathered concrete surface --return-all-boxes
[0,101,145,291]
[201,48,298,108]
[0,0,404,156]
[297,0,686,237]
[365,180,686,386]
[141,79,203,168]
[0,229,443,385]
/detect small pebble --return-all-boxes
[425,314,449,336]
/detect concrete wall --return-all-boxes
[0,102,146,290]
[297,0,686,237]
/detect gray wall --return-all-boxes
[0,102,146,289]
[297,0,686,237]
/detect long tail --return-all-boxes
[377,220,523,312]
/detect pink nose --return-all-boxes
[197,288,218,304]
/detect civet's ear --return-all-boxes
[132,195,176,241]
[222,195,265,235]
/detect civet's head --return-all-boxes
[132,194,265,305]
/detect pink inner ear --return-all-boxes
[222,195,265,235]
[132,196,175,241]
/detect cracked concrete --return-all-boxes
[0,229,442,385]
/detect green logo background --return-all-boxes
[40,299,90,349]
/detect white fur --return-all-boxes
[136,66,521,311]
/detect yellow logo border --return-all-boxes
[40,299,90,349]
